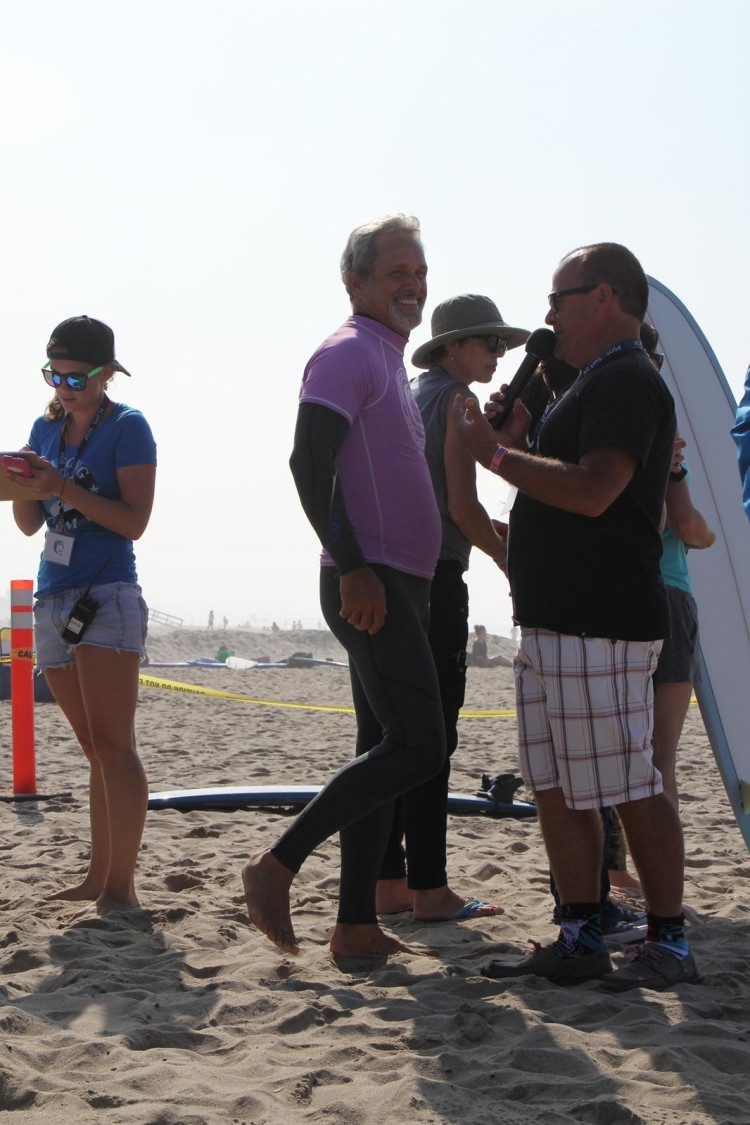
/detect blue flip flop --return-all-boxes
[450,898,499,921]
[418,899,503,922]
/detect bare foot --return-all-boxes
[609,869,642,892]
[376,877,413,915]
[329,922,435,958]
[242,851,299,954]
[413,887,503,922]
[60,892,141,927]
[46,879,102,903]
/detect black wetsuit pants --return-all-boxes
[369,560,469,888]
[271,564,446,924]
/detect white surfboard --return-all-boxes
[647,276,750,852]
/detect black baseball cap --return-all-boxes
[46,315,131,376]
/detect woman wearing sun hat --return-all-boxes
[5,315,157,921]
[373,294,530,920]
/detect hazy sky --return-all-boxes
[1,0,747,635]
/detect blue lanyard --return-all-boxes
[532,341,644,454]
[55,397,109,527]
[531,383,577,453]
[580,339,643,378]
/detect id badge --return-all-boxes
[43,529,74,566]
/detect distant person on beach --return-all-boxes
[731,364,750,522]
[374,294,528,921]
[242,214,447,957]
[469,623,508,668]
[208,610,214,630]
[5,315,156,920]
[455,243,700,993]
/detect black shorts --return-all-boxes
[653,585,701,685]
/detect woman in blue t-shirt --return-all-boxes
[5,316,157,922]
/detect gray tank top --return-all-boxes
[411,366,472,570]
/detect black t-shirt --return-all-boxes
[508,347,675,640]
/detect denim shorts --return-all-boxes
[34,582,148,670]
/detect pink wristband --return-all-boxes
[489,445,508,475]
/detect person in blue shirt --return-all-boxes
[731,365,750,521]
[5,316,157,922]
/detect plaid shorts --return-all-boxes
[514,628,663,810]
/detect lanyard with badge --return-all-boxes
[579,338,643,377]
[529,339,645,453]
[43,398,108,566]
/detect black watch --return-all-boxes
[669,464,688,483]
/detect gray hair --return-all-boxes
[340,214,422,296]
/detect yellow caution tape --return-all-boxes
[138,673,356,713]
[461,708,517,718]
[137,673,519,718]
[0,663,697,721]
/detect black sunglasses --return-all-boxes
[471,335,508,356]
[547,284,599,313]
[648,351,665,371]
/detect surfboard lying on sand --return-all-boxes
[647,276,750,852]
[147,781,537,819]
[143,657,349,670]
[225,656,258,669]
[223,657,349,670]
[143,660,229,669]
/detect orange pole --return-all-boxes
[11,579,36,795]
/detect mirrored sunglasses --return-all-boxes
[42,361,105,391]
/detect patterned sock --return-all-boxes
[553,904,604,957]
[577,912,605,954]
[646,913,689,958]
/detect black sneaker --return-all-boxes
[482,941,612,986]
[600,943,702,993]
[601,902,648,945]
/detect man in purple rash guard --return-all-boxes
[242,215,446,959]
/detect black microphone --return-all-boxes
[489,327,557,430]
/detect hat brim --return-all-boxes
[411,322,530,369]
[112,361,132,377]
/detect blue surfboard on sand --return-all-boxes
[148,778,537,819]
[648,276,750,853]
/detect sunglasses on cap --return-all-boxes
[42,361,105,391]
[471,335,508,356]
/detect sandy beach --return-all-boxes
[2,625,750,1124]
